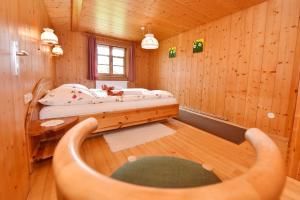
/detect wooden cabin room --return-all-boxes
[2,0,300,199]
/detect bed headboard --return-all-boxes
[25,78,54,131]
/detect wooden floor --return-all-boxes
[27,119,300,200]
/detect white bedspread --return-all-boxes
[39,86,174,106]
[89,89,174,104]
[40,98,177,119]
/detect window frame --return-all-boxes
[96,44,127,81]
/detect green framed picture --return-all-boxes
[193,39,204,53]
[169,47,176,58]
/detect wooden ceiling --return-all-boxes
[43,0,71,30]
[44,0,266,41]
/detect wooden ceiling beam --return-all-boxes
[71,0,83,31]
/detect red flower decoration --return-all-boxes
[72,95,77,99]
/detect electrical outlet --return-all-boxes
[24,93,33,104]
[267,112,275,119]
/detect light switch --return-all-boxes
[24,93,33,104]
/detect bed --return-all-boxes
[29,78,179,131]
[25,78,179,165]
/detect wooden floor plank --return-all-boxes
[27,119,300,200]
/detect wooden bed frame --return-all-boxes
[25,78,179,165]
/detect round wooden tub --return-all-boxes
[53,118,286,200]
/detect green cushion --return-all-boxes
[111,156,221,188]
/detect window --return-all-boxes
[97,44,126,79]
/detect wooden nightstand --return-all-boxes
[27,116,78,162]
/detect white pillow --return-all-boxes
[39,86,94,106]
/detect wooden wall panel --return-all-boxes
[0,0,55,199]
[130,45,152,88]
[289,80,300,180]
[288,15,300,181]
[55,31,95,88]
[149,0,300,137]
[55,31,151,89]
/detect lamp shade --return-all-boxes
[52,45,63,56]
[141,34,159,49]
[41,28,58,45]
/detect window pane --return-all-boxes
[98,55,109,65]
[98,65,109,74]
[97,45,109,55]
[112,47,125,57]
[113,57,124,66]
[113,66,124,75]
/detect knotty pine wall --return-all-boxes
[55,31,95,88]
[0,0,55,199]
[55,31,151,89]
[133,44,152,88]
[288,19,300,180]
[149,0,300,138]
